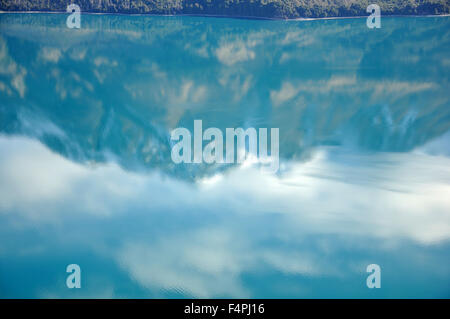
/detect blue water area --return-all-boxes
[0,13,449,298]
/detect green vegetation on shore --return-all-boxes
[1,0,449,19]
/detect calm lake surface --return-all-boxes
[0,13,449,298]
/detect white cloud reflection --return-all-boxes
[1,134,449,241]
[215,39,257,66]
[1,134,449,296]
[117,228,250,298]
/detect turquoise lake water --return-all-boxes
[0,13,449,298]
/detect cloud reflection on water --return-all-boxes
[0,134,449,297]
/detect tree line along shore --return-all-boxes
[1,0,449,19]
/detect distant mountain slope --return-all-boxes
[1,0,449,19]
